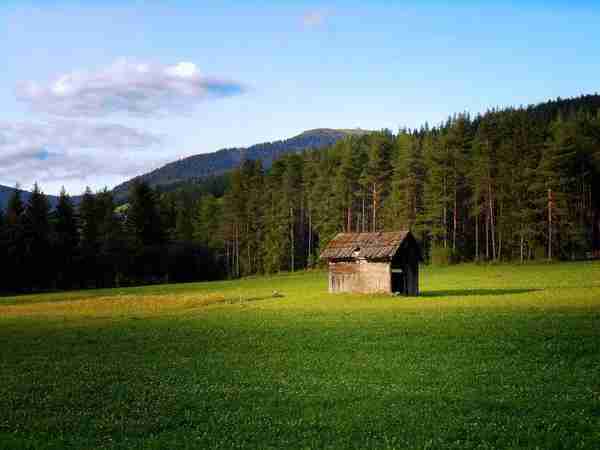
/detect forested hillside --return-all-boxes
[112,128,369,201]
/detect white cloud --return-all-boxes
[165,62,200,78]
[16,59,245,118]
[0,121,165,193]
[302,9,330,29]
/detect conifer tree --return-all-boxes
[333,139,360,232]
[366,131,393,231]
[193,193,222,249]
[445,114,472,256]
[468,115,500,261]
[159,193,178,240]
[423,132,450,253]
[385,130,424,232]
[311,152,340,254]
[6,186,24,227]
[282,154,304,271]
[302,153,319,265]
[53,187,78,288]
[175,200,195,242]
[4,187,26,291]
[226,167,245,276]
[263,159,288,273]
[244,160,265,274]
[23,183,51,289]
[79,187,100,253]
[96,189,127,287]
[357,166,370,233]
[220,190,237,277]
[126,181,165,248]
[96,189,121,247]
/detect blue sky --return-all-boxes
[1,0,599,195]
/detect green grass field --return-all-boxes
[1,263,600,449]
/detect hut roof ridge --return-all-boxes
[319,231,411,260]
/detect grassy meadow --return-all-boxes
[1,262,600,449]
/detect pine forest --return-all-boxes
[2,95,600,291]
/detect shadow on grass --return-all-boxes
[421,288,541,298]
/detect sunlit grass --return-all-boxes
[1,262,599,449]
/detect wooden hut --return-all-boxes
[319,231,421,295]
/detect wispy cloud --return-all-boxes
[302,9,331,29]
[0,121,165,191]
[16,60,246,118]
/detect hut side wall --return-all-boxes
[329,260,391,293]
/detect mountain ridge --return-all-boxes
[0,184,62,210]
[111,128,371,199]
[1,128,370,208]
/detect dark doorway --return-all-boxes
[391,268,407,294]
[390,236,420,296]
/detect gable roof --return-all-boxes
[319,231,411,260]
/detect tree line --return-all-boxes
[216,96,600,276]
[1,95,600,292]
[0,182,223,293]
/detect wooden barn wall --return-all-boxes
[329,260,391,293]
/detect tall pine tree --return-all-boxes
[23,183,51,289]
[52,187,79,289]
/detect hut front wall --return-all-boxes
[329,260,391,293]
[358,260,391,293]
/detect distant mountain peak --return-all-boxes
[298,127,370,136]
